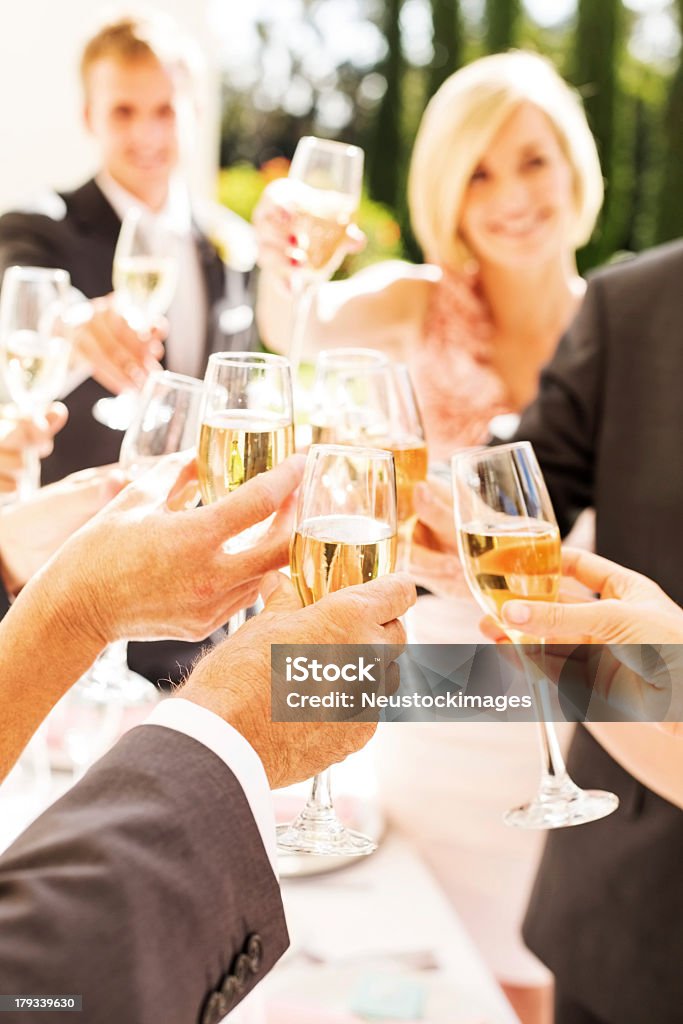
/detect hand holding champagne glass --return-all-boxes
[198,352,294,633]
[93,207,179,430]
[452,441,619,829]
[284,137,364,376]
[80,371,205,706]
[277,443,398,858]
[0,266,72,497]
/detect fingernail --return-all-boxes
[287,234,298,247]
[503,602,530,624]
[289,256,301,267]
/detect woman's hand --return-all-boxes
[253,178,366,286]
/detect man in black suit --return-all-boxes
[0,12,242,485]
[0,16,254,686]
[507,241,683,1024]
[0,560,412,1024]
[0,444,413,1023]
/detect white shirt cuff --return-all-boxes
[144,697,277,874]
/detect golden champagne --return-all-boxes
[113,255,178,324]
[459,519,561,619]
[389,440,428,528]
[310,421,340,446]
[198,410,295,504]
[290,185,356,279]
[2,329,70,409]
[291,514,397,606]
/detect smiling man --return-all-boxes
[0,11,251,484]
[0,12,255,686]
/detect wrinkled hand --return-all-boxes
[52,453,305,645]
[71,294,166,394]
[181,569,416,788]
[409,477,461,596]
[0,463,126,594]
[253,178,366,286]
[0,404,68,495]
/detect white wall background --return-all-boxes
[0,0,220,212]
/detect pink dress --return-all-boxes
[377,265,571,988]
[407,266,511,460]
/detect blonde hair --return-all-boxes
[408,51,604,267]
[80,9,204,96]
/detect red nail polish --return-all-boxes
[288,234,297,246]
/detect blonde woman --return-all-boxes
[255,51,602,460]
[255,53,603,1024]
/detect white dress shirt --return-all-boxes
[145,698,277,874]
[96,172,208,379]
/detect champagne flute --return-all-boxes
[0,266,72,497]
[79,370,206,709]
[285,138,364,377]
[312,356,428,566]
[198,352,294,633]
[452,441,619,829]
[93,207,179,430]
[277,444,397,858]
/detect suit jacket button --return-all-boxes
[201,990,227,1024]
[246,933,263,973]
[220,974,240,1005]
[233,952,251,991]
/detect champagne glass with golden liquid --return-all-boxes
[277,444,398,857]
[311,354,427,567]
[198,352,294,633]
[452,441,619,829]
[93,207,179,430]
[284,138,364,377]
[0,266,72,498]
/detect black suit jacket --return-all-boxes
[0,180,228,685]
[0,724,288,1024]
[514,240,683,1023]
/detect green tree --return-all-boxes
[428,0,464,96]
[367,0,405,209]
[570,0,630,267]
[655,0,683,242]
[484,0,521,53]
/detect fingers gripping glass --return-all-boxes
[276,443,397,858]
[452,442,619,829]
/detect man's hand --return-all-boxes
[181,570,416,789]
[0,463,126,594]
[0,404,68,495]
[50,454,305,646]
[253,178,366,286]
[71,295,166,394]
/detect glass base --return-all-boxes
[92,392,140,431]
[276,818,376,858]
[504,778,619,830]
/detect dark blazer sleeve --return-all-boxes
[0,209,63,279]
[514,277,606,536]
[0,724,289,1024]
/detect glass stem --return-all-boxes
[289,279,317,381]
[525,640,569,792]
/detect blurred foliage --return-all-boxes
[217,159,403,277]
[485,0,521,52]
[216,0,683,272]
